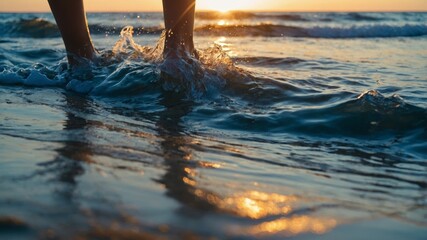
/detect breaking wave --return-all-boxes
[210,90,427,138]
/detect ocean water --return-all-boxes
[0,11,427,239]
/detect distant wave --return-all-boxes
[1,18,60,38]
[195,11,308,21]
[232,57,305,66]
[0,18,163,38]
[195,24,305,37]
[2,18,427,39]
[345,12,383,21]
[194,11,389,22]
[196,23,427,38]
[304,24,427,38]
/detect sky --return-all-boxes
[1,0,427,12]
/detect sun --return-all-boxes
[203,1,237,12]
[197,0,258,12]
[217,6,234,13]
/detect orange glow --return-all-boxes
[198,161,222,169]
[1,0,427,12]
[193,189,338,237]
[219,191,296,219]
[217,20,227,26]
[247,216,337,236]
[198,0,259,12]
[182,177,197,186]
[196,189,296,219]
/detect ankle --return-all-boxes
[163,39,196,59]
[67,42,96,62]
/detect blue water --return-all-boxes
[0,12,427,239]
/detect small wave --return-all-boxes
[345,12,384,21]
[319,89,427,134]
[333,90,424,118]
[2,18,59,38]
[196,11,308,21]
[325,90,427,134]
[213,90,427,137]
[0,18,163,38]
[195,23,427,38]
[273,14,308,21]
[188,11,392,22]
[306,24,427,38]
[195,24,306,37]
[233,57,305,66]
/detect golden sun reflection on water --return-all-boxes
[214,36,234,55]
[248,216,337,236]
[198,161,222,169]
[192,189,337,237]
[215,36,227,46]
[221,191,296,219]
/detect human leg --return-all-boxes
[162,0,196,58]
[48,0,96,65]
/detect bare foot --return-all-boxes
[160,48,205,92]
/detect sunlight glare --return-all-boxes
[198,0,258,12]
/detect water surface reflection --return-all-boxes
[154,93,338,238]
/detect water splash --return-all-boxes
[112,26,163,63]
[109,26,237,98]
[0,25,252,98]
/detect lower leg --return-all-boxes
[48,0,96,65]
[162,0,196,57]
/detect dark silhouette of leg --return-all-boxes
[48,0,96,65]
[162,0,196,58]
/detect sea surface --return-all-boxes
[0,11,427,239]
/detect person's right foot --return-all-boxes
[160,46,205,92]
[163,38,198,61]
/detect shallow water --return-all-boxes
[1,12,427,239]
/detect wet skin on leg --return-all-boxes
[162,0,197,58]
[48,0,96,65]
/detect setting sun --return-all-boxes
[198,0,259,12]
